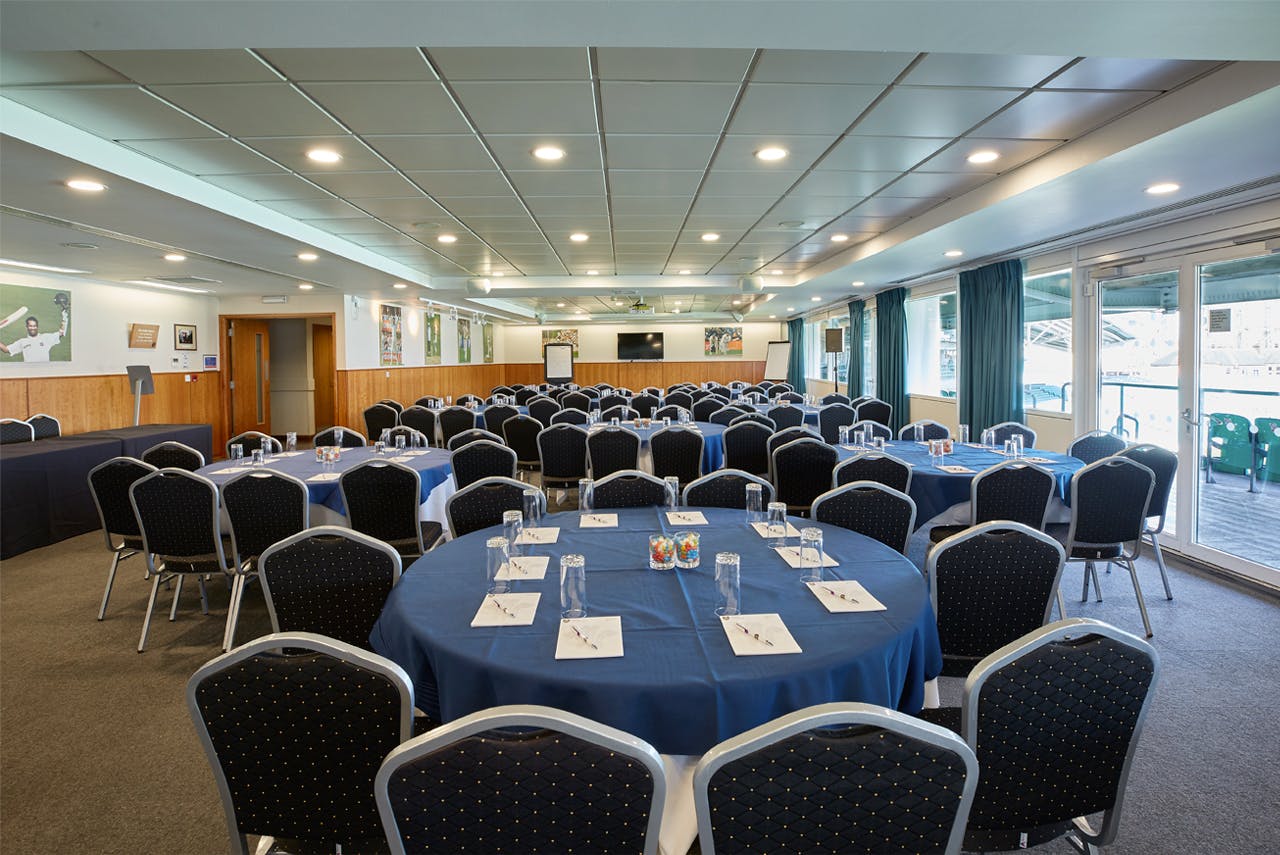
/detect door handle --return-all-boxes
[1180,408,1199,426]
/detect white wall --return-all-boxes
[501,321,784,363]
[343,296,500,371]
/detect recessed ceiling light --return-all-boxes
[672,308,680,314]
[701,233,720,242]
[586,270,599,275]
[0,258,90,274]
[65,179,107,192]
[297,283,315,290]
[163,253,186,262]
[1146,182,1180,195]
[785,307,795,312]
[125,279,210,294]
[306,148,342,164]
[493,272,504,277]
[755,147,788,162]
[852,280,865,287]
[570,232,589,242]
[771,269,783,275]
[679,269,691,275]
[944,249,964,258]
[533,146,565,161]
[438,234,457,244]
[811,296,822,302]
[556,302,566,308]
[769,314,777,319]
[778,220,805,229]
[393,282,407,289]
[614,300,623,305]
[731,299,741,305]
[673,300,682,305]
[967,150,1000,164]
[830,233,849,243]
[297,251,318,261]
[575,309,583,314]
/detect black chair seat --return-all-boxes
[1046,523,1123,559]
[928,524,967,543]
[914,705,961,734]
[387,521,443,557]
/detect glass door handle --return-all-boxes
[1181,408,1200,426]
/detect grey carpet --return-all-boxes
[2,524,1277,854]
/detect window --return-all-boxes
[862,304,876,397]
[806,316,851,384]
[906,292,957,397]
[1023,268,1073,413]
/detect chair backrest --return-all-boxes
[632,393,661,418]
[561,391,592,412]
[959,619,1158,852]
[765,403,806,430]
[451,439,518,488]
[708,384,732,399]
[772,438,840,512]
[551,407,589,426]
[88,457,157,549]
[601,405,640,423]
[729,412,775,431]
[855,399,892,427]
[1067,430,1127,465]
[820,393,850,406]
[653,404,688,423]
[141,440,205,471]
[438,406,479,448]
[0,418,35,444]
[600,393,630,412]
[1118,444,1177,527]
[363,403,400,439]
[221,470,310,566]
[774,391,804,404]
[692,398,727,422]
[581,386,602,399]
[989,421,1036,448]
[456,394,484,406]
[722,421,772,477]
[378,398,404,414]
[26,413,60,439]
[490,385,515,396]
[1066,457,1155,553]
[447,427,502,451]
[833,452,912,493]
[482,403,519,436]
[899,419,950,441]
[707,407,742,427]
[376,704,665,855]
[592,469,669,509]
[818,403,858,443]
[664,391,694,411]
[527,397,561,427]
[227,431,282,456]
[339,461,423,551]
[189,632,413,855]
[587,426,641,479]
[811,481,916,554]
[502,415,543,464]
[258,527,403,646]
[683,469,774,509]
[927,521,1066,677]
[537,424,589,483]
[129,468,226,571]
[397,406,437,441]
[446,476,545,539]
[649,426,705,485]
[694,702,977,855]
[971,460,1056,529]
[314,426,367,448]
[383,425,428,448]
[514,387,539,406]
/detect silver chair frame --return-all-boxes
[682,469,774,507]
[339,459,429,554]
[591,468,669,507]
[988,420,1038,447]
[445,475,547,539]
[26,412,61,438]
[225,430,281,457]
[831,451,913,493]
[141,440,206,468]
[87,456,157,620]
[810,480,917,555]
[927,520,1067,624]
[314,425,367,446]
[649,424,705,481]
[586,425,642,479]
[898,418,951,440]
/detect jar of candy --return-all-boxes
[649,534,676,570]
[674,530,700,569]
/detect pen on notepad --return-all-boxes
[817,584,859,605]
[733,622,774,647]
[487,595,517,618]
[567,622,599,650]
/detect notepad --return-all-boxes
[401,450,430,457]
[936,464,975,474]
[666,510,708,526]
[555,616,624,660]
[751,521,801,538]
[773,545,839,568]
[470,593,541,627]
[495,555,550,581]
[306,472,341,482]
[806,580,887,613]
[387,455,414,463]
[1021,456,1055,464]
[274,451,305,458]
[516,527,560,545]
[721,613,802,656]
[217,466,251,475]
[579,513,618,528]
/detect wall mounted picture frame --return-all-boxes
[704,326,743,357]
[173,323,197,351]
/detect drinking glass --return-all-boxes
[664,476,681,509]
[913,423,924,443]
[649,535,676,570]
[522,488,542,526]
[502,510,524,558]
[578,478,594,512]
[852,428,866,447]
[260,438,273,460]
[981,428,995,449]
[395,434,406,451]
[285,432,297,452]
[767,501,788,547]
[929,439,944,465]
[381,428,392,446]
[446,395,453,406]
[251,448,264,467]
[334,427,345,447]
[872,435,886,451]
[610,416,620,427]
[745,482,764,526]
[958,424,970,444]
[674,531,701,569]
[662,416,671,428]
[1003,438,1016,457]
[374,440,386,455]
[799,527,824,584]
[229,443,244,461]
[838,425,851,445]
[559,554,587,618]
[1013,434,1026,457]
[486,536,510,595]
[715,553,741,616]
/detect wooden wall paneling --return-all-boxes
[0,378,30,420]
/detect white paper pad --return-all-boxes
[495,555,550,581]
[387,455,413,463]
[666,510,708,526]
[306,472,341,482]
[1021,456,1054,464]
[936,464,975,474]
[516,527,560,545]
[721,613,802,656]
[555,616,624,659]
[274,451,305,458]
[470,593,541,627]
[217,466,251,475]
[840,444,868,452]
[751,521,801,538]
[579,513,618,528]
[806,580,887,613]
[773,546,840,568]
[401,450,430,457]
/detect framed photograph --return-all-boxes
[202,354,218,371]
[174,323,197,351]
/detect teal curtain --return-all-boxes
[959,259,1025,433]
[875,287,907,432]
[786,318,807,393]
[846,299,864,398]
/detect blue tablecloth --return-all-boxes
[592,421,725,473]
[198,447,453,516]
[371,506,941,755]
[749,402,821,425]
[835,440,1084,525]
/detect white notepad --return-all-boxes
[774,545,839,568]
[936,464,975,474]
[555,616,624,660]
[806,580,887,613]
[274,451,305,458]
[470,593,540,627]
[516,527,560,545]
[579,513,618,528]
[751,521,801,538]
[721,613,802,656]
[217,466,251,475]
[666,510,708,526]
[1021,456,1054,464]
[388,455,414,463]
[402,450,430,457]
[306,472,341,482]
[495,555,550,581]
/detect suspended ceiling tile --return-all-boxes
[534,215,611,233]
[0,51,130,85]
[882,171,991,198]
[905,53,1072,88]
[608,169,704,196]
[921,137,1061,172]
[1046,58,1220,91]
[259,197,369,218]
[689,195,778,217]
[258,47,436,81]
[301,81,470,134]
[150,83,345,137]
[239,134,391,172]
[793,170,898,198]
[714,134,839,169]
[346,232,429,250]
[4,87,218,140]
[752,50,916,85]
[406,170,513,197]
[685,213,767,230]
[854,87,1018,137]
[819,135,952,172]
[611,196,693,216]
[301,170,421,198]
[826,213,905,233]
[87,49,279,84]
[452,215,538,231]
[452,81,597,133]
[118,138,278,175]
[470,229,552,246]
[974,89,1157,140]
[605,134,719,170]
[767,195,854,223]
[851,195,936,218]
[353,196,450,223]
[429,47,589,81]
[617,262,663,274]
[525,196,609,218]
[600,82,741,134]
[730,83,883,135]
[364,134,496,171]
[433,195,530,218]
[700,168,803,197]
[486,134,602,169]
[508,170,605,197]
[595,47,753,82]
[200,172,332,200]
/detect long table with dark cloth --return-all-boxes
[371,505,941,757]
[72,423,214,461]
[590,420,726,474]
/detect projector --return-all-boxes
[629,298,655,315]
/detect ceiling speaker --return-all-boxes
[731,312,745,323]
[739,277,763,293]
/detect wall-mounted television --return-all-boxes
[617,331,664,360]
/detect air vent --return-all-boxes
[150,275,222,285]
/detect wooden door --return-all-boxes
[312,323,335,432]
[229,318,271,437]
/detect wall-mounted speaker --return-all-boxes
[824,327,844,353]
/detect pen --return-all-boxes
[568,622,599,650]
[487,595,517,618]
[733,622,774,647]
[817,584,859,605]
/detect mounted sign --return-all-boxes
[763,340,791,381]
[1208,308,1231,332]
[544,342,574,384]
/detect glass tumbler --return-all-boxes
[260,438,273,460]
[745,482,764,526]
[381,428,392,446]
[649,535,676,570]
[610,416,620,427]
[559,554,587,618]
[664,476,681,509]
[251,448,264,467]
[578,478,594,512]
[502,510,524,558]
[374,440,386,455]
[229,443,244,461]
[1013,434,1026,458]
[285,432,298,452]
[663,416,671,428]
[522,488,542,526]
[981,428,995,449]
[715,552,741,616]
[767,501,788,547]
[872,436,886,451]
[799,528,824,584]
[958,424,970,444]
[334,427,345,447]
[838,425,851,445]
[674,531,701,569]
[486,536,510,595]
[395,434,406,451]
[1003,438,1016,457]
[913,423,925,443]
[853,428,866,447]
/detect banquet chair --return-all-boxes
[812,481,916,555]
[722,421,772,477]
[189,632,413,855]
[927,460,1055,544]
[397,407,437,444]
[446,476,545,539]
[833,451,912,493]
[384,425,429,449]
[413,395,443,409]
[599,393,631,412]
[581,386,602,398]
[820,392,851,406]
[642,386,663,396]
[527,396,561,427]
[765,403,806,430]
[514,387,539,406]
[769,383,794,394]
[707,407,743,427]
[220,469,310,651]
[851,418,893,441]
[226,431,281,457]
[26,413,60,439]
[1067,429,1127,465]
[601,405,640,423]
[854,399,892,427]
[548,387,571,402]
[378,398,404,414]
[447,427,502,451]
[87,457,157,620]
[502,415,543,479]
[1047,457,1156,637]
[456,394,484,407]
[774,391,804,404]
[377,704,665,855]
[141,440,205,471]
[772,438,839,516]
[363,403,399,440]
[490,385,516,397]
[481,403,519,437]
[926,521,1066,677]
[740,384,765,398]
[818,402,858,443]
[632,393,661,418]
[594,382,615,392]
[693,702,977,855]
[918,619,1158,855]
[988,421,1037,448]
[313,425,367,447]
[538,424,589,501]
[650,425,704,487]
[438,406,478,449]
[653,404,689,423]
[766,426,820,482]
[130,469,234,652]
[551,407,589,426]
[664,391,694,411]
[692,398,728,422]
[593,470,670,509]
[451,439,518,489]
[259,527,401,647]
[899,419,951,441]
[0,418,34,444]
[729,412,775,431]
[561,391,592,412]
[683,470,774,509]
[339,460,444,559]
[1118,444,1178,601]
[587,426,641,479]
[850,395,873,409]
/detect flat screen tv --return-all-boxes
[617,331,664,360]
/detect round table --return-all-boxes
[594,420,726,474]
[371,505,940,757]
